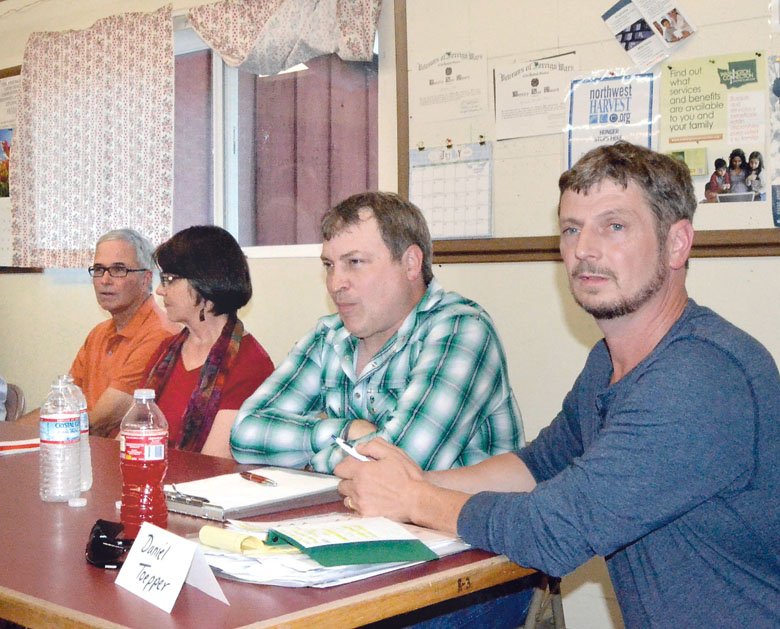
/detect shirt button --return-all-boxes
[354,392,361,399]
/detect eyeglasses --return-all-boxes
[85,519,133,569]
[159,272,186,287]
[88,264,148,278]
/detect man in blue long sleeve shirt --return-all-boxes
[336,142,780,627]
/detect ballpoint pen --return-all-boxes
[331,434,371,462]
[240,471,278,486]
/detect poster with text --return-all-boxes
[566,73,658,169]
[768,55,780,224]
[661,52,766,205]
[0,74,18,200]
[0,74,19,262]
[410,50,488,122]
[0,75,19,130]
[494,52,578,140]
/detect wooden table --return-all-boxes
[0,427,533,628]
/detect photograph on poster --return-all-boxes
[653,8,693,44]
[0,128,11,198]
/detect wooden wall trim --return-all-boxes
[433,228,780,264]
[394,0,409,197]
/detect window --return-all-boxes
[173,28,378,252]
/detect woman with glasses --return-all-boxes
[139,226,274,456]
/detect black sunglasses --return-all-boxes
[85,519,134,569]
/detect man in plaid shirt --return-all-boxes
[230,191,525,473]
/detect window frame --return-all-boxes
[173,21,380,260]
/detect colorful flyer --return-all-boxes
[661,52,766,205]
[602,1,696,71]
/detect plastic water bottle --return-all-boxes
[39,380,81,502]
[60,374,92,491]
[119,389,168,538]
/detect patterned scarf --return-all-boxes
[145,314,243,451]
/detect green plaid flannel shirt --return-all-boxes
[230,280,524,473]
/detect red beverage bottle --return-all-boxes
[119,389,168,539]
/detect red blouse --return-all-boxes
[142,333,274,448]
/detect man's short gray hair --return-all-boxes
[96,229,155,272]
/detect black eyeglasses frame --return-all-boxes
[88,265,148,278]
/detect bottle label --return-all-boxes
[120,431,167,461]
[79,408,89,434]
[40,413,81,444]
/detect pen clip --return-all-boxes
[166,484,211,506]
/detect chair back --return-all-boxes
[4,383,25,422]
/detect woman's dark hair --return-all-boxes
[155,226,252,316]
[729,148,746,170]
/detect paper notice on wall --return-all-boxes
[494,52,578,140]
[410,50,488,122]
[0,75,19,130]
[662,53,765,146]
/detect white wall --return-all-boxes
[2,1,780,627]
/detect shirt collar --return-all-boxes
[325,278,444,355]
[113,295,155,339]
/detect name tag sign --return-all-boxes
[115,522,228,613]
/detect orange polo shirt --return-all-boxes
[70,296,175,413]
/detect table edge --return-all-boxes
[240,555,534,629]
[0,584,129,629]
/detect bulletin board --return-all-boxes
[392,0,780,264]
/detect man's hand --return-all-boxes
[335,442,533,533]
[335,437,426,522]
[89,388,134,437]
[346,418,378,440]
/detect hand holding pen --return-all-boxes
[331,434,372,462]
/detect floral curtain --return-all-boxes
[188,0,381,76]
[11,6,174,268]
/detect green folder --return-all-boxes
[266,520,438,567]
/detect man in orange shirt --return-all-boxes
[20,229,176,435]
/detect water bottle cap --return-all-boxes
[133,388,156,401]
[60,374,75,384]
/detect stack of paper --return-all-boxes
[198,513,470,588]
[266,516,438,566]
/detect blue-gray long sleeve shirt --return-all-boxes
[458,300,780,627]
